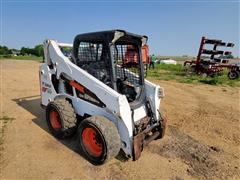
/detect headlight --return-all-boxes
[158,87,165,98]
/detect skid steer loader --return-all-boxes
[39,30,166,165]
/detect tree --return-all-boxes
[20,47,34,56]
[20,47,28,55]
[0,44,44,57]
[0,45,10,55]
[34,44,43,57]
[20,45,43,57]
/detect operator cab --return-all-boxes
[73,30,147,106]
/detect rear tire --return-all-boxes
[46,99,77,139]
[78,116,121,165]
[228,70,239,80]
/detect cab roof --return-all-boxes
[73,29,148,45]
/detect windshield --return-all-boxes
[113,43,143,102]
[73,39,144,103]
[75,41,111,86]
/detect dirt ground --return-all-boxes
[0,60,239,180]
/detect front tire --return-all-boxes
[46,99,77,139]
[78,116,121,165]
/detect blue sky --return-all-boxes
[1,0,239,56]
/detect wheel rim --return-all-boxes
[50,110,62,129]
[82,127,103,157]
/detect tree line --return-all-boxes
[0,44,237,59]
[0,44,43,57]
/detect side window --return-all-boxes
[77,42,103,62]
[114,44,141,85]
[60,47,72,57]
[76,42,111,86]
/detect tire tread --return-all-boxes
[79,116,121,164]
[46,99,77,138]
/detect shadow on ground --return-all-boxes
[12,96,84,156]
[12,95,127,164]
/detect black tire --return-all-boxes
[78,116,121,165]
[46,99,77,139]
[228,70,239,80]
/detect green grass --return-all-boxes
[147,64,240,87]
[0,55,43,61]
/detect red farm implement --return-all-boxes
[184,37,239,80]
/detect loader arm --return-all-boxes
[40,39,134,155]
